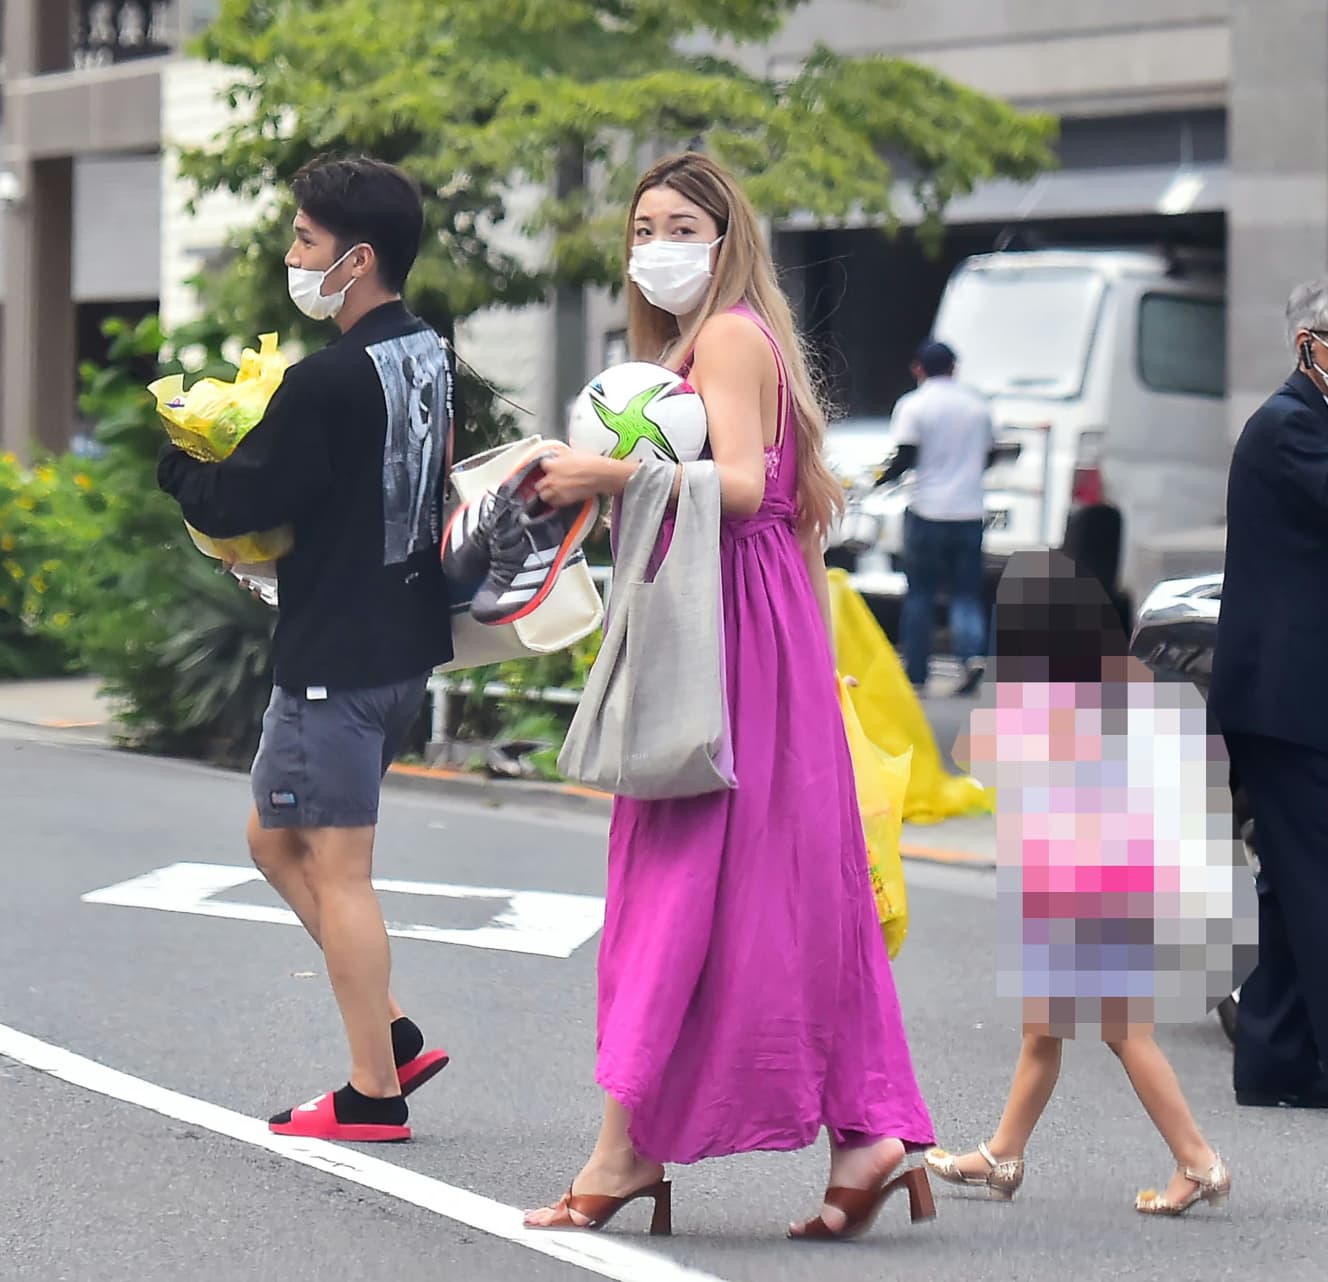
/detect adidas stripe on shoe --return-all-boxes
[470,457,598,626]
[441,491,496,601]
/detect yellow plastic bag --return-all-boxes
[182,525,292,564]
[829,568,994,824]
[839,674,912,959]
[148,333,294,564]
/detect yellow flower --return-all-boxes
[35,465,54,483]
[31,574,46,594]
[74,473,93,491]
[16,498,34,512]
[42,559,59,573]
[4,560,23,581]
[0,534,13,552]
[52,611,71,629]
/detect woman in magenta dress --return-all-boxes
[524,152,935,1239]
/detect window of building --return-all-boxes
[186,0,222,34]
[603,330,628,368]
[74,1,175,68]
[1137,294,1227,399]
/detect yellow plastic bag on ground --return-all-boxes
[149,333,294,564]
[839,674,911,959]
[829,568,993,825]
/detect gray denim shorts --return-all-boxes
[251,674,430,830]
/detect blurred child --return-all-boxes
[925,550,1255,1215]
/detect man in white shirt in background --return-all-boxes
[878,340,994,695]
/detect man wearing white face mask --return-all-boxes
[158,155,455,1141]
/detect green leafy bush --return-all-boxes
[495,629,601,702]
[43,315,278,766]
[453,629,602,779]
[0,452,83,678]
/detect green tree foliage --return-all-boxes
[184,0,1056,434]
[1,316,278,761]
[0,451,83,678]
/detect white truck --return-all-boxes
[839,247,1231,619]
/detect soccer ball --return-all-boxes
[568,362,708,464]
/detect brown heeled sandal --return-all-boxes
[525,1178,672,1235]
[789,1166,937,1241]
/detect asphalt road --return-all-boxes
[2,726,1324,1282]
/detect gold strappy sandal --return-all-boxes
[924,1141,1025,1201]
[1135,1157,1230,1216]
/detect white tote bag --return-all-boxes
[439,436,605,673]
[558,460,736,799]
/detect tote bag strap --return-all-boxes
[585,459,676,690]
[648,459,722,616]
[571,459,674,720]
[653,462,720,594]
[612,460,677,587]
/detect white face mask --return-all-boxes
[287,244,363,321]
[628,237,723,316]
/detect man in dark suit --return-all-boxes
[1212,278,1328,1108]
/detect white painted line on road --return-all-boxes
[82,862,605,959]
[0,1022,730,1282]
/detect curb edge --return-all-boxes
[384,764,995,867]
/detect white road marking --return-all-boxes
[0,1023,728,1282]
[82,862,605,958]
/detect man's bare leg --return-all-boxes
[300,823,398,1098]
[246,806,406,1022]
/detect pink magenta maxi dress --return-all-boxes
[595,304,935,1164]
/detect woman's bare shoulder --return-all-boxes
[693,310,773,367]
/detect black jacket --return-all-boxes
[1212,370,1328,749]
[158,302,453,691]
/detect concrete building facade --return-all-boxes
[3,1,1327,481]
[0,1,219,456]
[740,0,1327,447]
[1226,0,1328,434]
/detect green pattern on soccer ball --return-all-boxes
[590,382,680,463]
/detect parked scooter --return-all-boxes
[1130,572,1251,1045]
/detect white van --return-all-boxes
[847,248,1231,615]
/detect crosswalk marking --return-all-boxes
[82,862,605,958]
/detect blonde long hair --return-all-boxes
[625,153,842,539]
